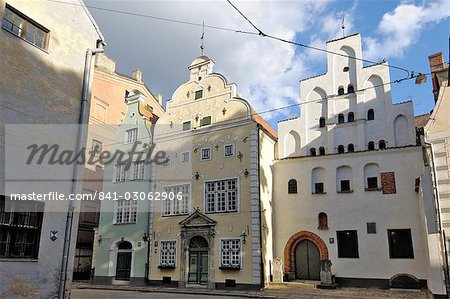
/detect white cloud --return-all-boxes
[364,0,450,61]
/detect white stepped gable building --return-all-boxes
[273,33,447,297]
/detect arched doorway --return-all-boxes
[187,236,209,285]
[295,240,320,280]
[115,241,132,280]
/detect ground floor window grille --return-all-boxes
[220,239,241,268]
[160,240,176,267]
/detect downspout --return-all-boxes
[144,116,153,284]
[256,126,264,290]
[58,44,104,299]
[424,139,449,289]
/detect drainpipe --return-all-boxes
[256,126,265,290]
[424,139,449,290]
[58,43,105,299]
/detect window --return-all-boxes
[367,177,378,189]
[200,116,211,127]
[348,84,355,93]
[318,212,328,229]
[224,144,235,157]
[310,148,316,156]
[348,143,354,152]
[2,5,49,50]
[337,230,359,258]
[338,86,345,95]
[379,140,386,150]
[368,141,375,151]
[200,148,211,160]
[220,239,241,268]
[181,151,190,163]
[194,89,203,100]
[0,197,44,259]
[182,121,191,131]
[388,229,414,259]
[114,164,126,182]
[132,161,145,180]
[205,178,238,213]
[348,112,354,122]
[162,184,190,216]
[338,114,344,124]
[367,109,375,120]
[337,145,345,154]
[314,182,324,194]
[340,180,351,192]
[160,240,177,267]
[125,128,138,144]
[163,154,171,166]
[91,139,102,153]
[319,117,326,128]
[319,147,325,156]
[367,222,377,234]
[115,199,137,224]
[288,179,297,194]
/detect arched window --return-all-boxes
[338,114,345,124]
[319,117,326,128]
[288,179,297,194]
[379,140,386,150]
[348,112,354,122]
[367,109,375,120]
[338,145,345,154]
[118,241,132,250]
[348,84,355,93]
[318,212,328,229]
[338,86,345,95]
[336,165,353,192]
[310,148,316,156]
[319,147,325,156]
[368,141,375,151]
[348,143,354,153]
[312,167,326,194]
[364,163,380,190]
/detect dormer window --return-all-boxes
[338,86,345,95]
[194,89,203,100]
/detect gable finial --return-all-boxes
[341,15,345,37]
[200,22,205,55]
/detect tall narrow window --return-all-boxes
[318,212,328,229]
[348,144,354,152]
[348,84,355,93]
[367,109,375,120]
[338,114,344,124]
[348,112,354,122]
[310,148,316,156]
[338,145,345,154]
[288,179,297,194]
[132,161,145,180]
[160,240,177,267]
[319,117,326,128]
[338,86,345,95]
[125,128,138,144]
[319,147,325,156]
[368,141,375,151]
[379,140,386,150]
[114,164,126,182]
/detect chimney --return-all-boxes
[428,52,444,72]
[132,69,143,83]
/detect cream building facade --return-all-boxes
[274,34,446,297]
[149,56,277,289]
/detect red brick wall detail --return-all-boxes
[381,172,396,194]
[284,231,328,273]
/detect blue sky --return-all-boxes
[85,0,449,129]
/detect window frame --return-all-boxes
[338,114,345,124]
[204,178,239,214]
[181,151,190,163]
[219,238,242,269]
[337,230,359,258]
[366,177,379,190]
[340,179,351,192]
[114,164,127,183]
[224,144,235,157]
[194,89,203,100]
[348,112,355,122]
[200,147,212,161]
[2,4,50,51]
[162,183,191,217]
[182,121,191,131]
[114,199,137,224]
[288,179,298,194]
[387,229,414,259]
[314,182,325,194]
[125,127,138,144]
[200,115,212,127]
[159,240,177,268]
[367,109,375,121]
[132,160,145,180]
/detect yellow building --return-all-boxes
[149,56,277,289]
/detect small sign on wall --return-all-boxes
[329,237,334,244]
[50,231,58,241]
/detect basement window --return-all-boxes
[2,5,49,50]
